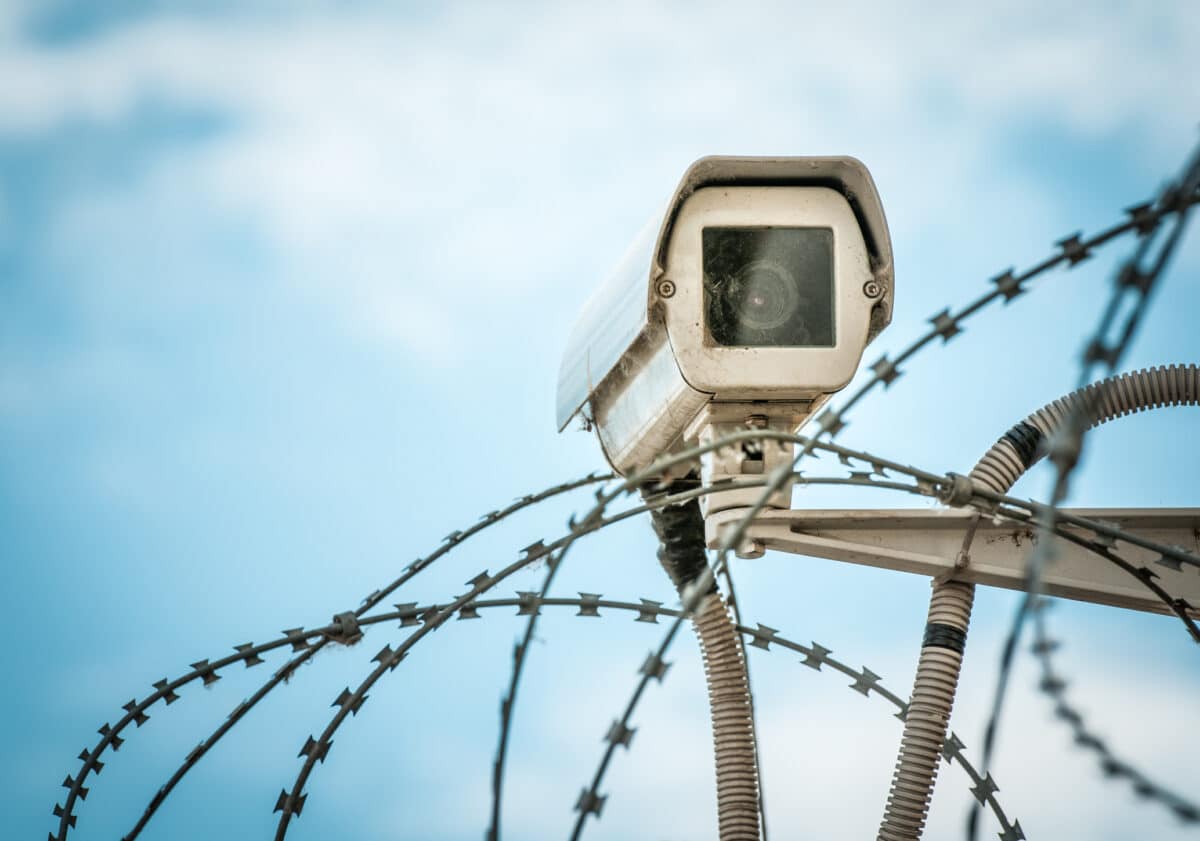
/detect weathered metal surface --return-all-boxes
[705,506,1200,616]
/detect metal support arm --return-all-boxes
[705,507,1200,616]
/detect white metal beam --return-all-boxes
[705,507,1200,616]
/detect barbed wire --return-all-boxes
[50,421,1196,841]
[966,488,1200,640]
[488,543,570,841]
[478,451,1136,838]
[51,624,336,840]
[487,482,620,840]
[692,176,1200,669]
[63,455,807,841]
[301,594,1031,836]
[688,170,1200,838]
[972,491,1200,822]
[490,474,777,841]
[52,472,610,841]
[571,175,1200,837]
[472,431,998,839]
[287,431,1193,841]
[1030,602,1199,823]
[589,182,1200,841]
[122,640,322,841]
[968,139,1200,841]
[177,423,1194,841]
[716,178,1200,568]
[271,471,811,839]
[46,165,1200,841]
[518,595,1019,836]
[542,464,1200,841]
[565,431,1200,840]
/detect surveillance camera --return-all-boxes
[557,157,893,507]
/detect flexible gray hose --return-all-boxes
[647,493,762,841]
[693,590,762,841]
[878,363,1199,841]
[877,580,975,841]
[970,363,1200,496]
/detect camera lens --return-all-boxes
[732,260,802,333]
[703,227,834,347]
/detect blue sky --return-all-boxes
[2,2,1199,839]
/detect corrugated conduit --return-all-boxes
[647,492,761,841]
[970,363,1200,496]
[878,363,1199,841]
[877,579,974,841]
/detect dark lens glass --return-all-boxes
[702,227,834,347]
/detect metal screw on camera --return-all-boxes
[657,279,676,298]
[863,280,882,298]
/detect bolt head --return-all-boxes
[863,280,882,298]
[657,279,676,298]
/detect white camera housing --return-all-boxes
[557,156,893,486]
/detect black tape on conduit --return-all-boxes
[643,480,717,595]
[922,622,967,654]
[1001,420,1043,469]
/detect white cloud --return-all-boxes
[2,0,1197,360]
